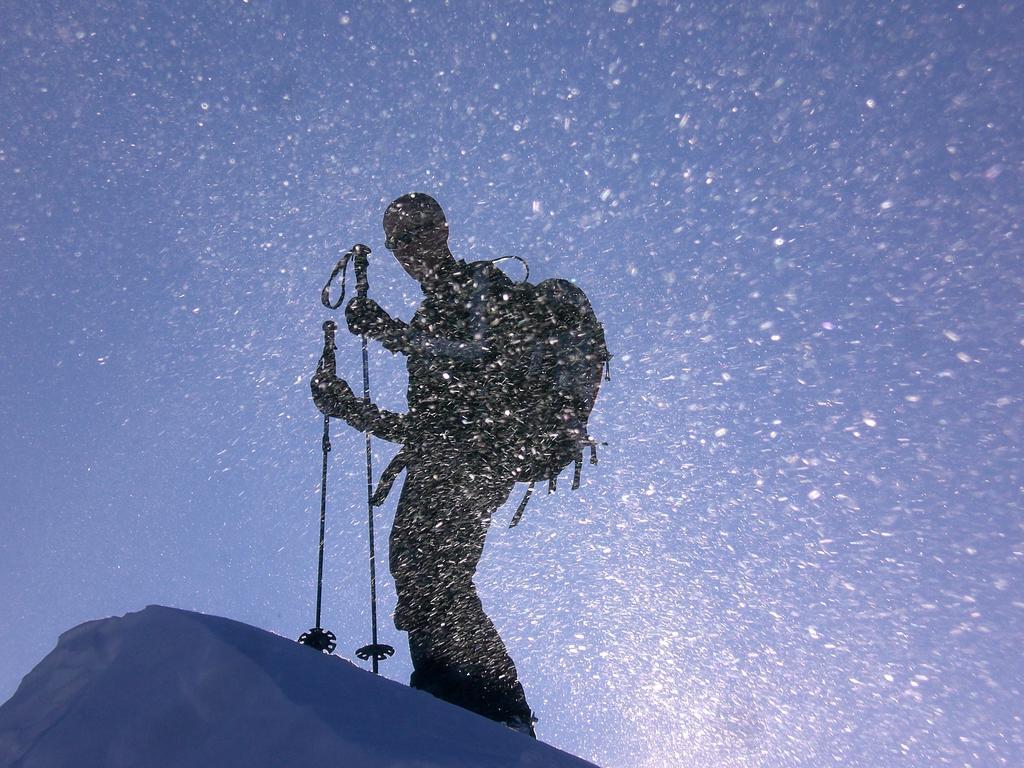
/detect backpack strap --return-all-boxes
[508,480,536,528]
[370,447,409,507]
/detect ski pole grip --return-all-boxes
[353,243,371,300]
[321,320,338,375]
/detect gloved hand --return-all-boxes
[310,370,361,421]
[345,297,401,341]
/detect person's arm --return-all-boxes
[400,285,492,360]
[358,402,408,443]
[348,267,501,361]
[310,371,408,443]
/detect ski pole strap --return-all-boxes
[509,480,535,528]
[321,249,354,309]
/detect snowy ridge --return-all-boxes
[0,606,599,768]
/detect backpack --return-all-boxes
[479,261,610,527]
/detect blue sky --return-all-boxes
[2,2,1022,765]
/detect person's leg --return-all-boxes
[389,458,534,727]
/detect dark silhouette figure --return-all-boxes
[311,193,535,735]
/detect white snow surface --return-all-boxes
[0,605,599,768]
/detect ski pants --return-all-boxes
[389,451,532,725]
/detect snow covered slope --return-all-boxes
[0,606,599,768]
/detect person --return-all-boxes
[310,193,536,736]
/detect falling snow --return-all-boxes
[1,2,1022,768]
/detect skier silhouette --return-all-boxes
[310,193,536,736]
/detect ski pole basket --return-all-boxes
[355,642,395,663]
[298,626,338,654]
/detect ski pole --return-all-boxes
[351,244,395,673]
[298,320,339,654]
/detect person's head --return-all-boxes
[382,192,454,286]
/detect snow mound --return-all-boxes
[0,605,599,768]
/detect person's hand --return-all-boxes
[310,370,358,418]
[345,297,397,340]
